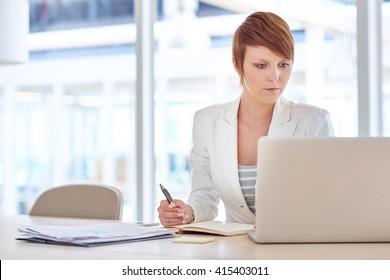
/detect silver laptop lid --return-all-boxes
[250,137,390,243]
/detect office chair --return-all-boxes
[29,184,123,220]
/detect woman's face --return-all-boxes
[239,45,293,104]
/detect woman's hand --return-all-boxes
[157,199,193,227]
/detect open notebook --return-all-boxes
[174,221,254,236]
[248,137,390,243]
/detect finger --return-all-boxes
[160,200,179,211]
[158,199,187,226]
[159,199,170,208]
[170,199,184,207]
[158,209,184,223]
[163,208,185,219]
[158,204,184,216]
[158,213,184,226]
[160,216,185,227]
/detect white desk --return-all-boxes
[2,215,390,260]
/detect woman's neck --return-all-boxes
[238,93,275,127]
[237,93,275,165]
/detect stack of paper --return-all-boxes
[17,222,176,246]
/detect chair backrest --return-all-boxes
[30,184,123,220]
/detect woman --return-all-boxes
[158,11,334,226]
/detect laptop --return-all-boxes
[247,137,390,243]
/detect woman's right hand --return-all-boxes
[157,199,193,227]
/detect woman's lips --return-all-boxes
[264,87,280,93]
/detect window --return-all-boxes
[0,0,387,220]
[14,86,53,213]
[383,1,390,135]
[0,89,4,209]
[154,0,359,221]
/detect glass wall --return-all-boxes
[383,1,390,136]
[29,0,136,32]
[14,86,53,213]
[0,0,388,220]
[154,49,240,203]
[62,83,103,183]
[154,0,359,220]
[0,89,3,209]
[0,55,137,217]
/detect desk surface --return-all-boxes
[2,215,390,260]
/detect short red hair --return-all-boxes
[232,12,295,85]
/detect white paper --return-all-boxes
[17,222,176,246]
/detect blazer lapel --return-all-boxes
[268,96,299,137]
[215,98,246,200]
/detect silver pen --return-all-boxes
[159,184,184,223]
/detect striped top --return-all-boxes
[238,164,257,215]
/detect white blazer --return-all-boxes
[188,96,334,224]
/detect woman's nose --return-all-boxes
[267,67,280,82]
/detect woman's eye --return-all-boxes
[255,64,266,68]
[280,62,291,68]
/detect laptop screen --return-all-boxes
[249,137,390,243]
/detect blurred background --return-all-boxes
[0,0,389,221]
